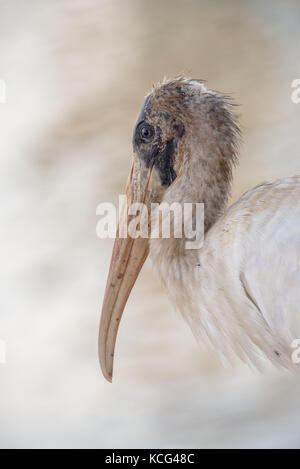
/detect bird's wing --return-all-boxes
[232,176,300,339]
[196,176,300,368]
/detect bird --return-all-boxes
[99,77,300,382]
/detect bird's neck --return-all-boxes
[153,139,232,240]
[149,136,236,289]
[150,85,240,308]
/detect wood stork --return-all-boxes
[99,77,300,382]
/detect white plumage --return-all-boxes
[151,176,300,370]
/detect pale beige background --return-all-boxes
[0,0,300,448]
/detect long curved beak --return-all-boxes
[98,160,152,382]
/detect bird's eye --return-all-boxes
[139,124,154,143]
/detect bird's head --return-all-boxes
[99,78,239,381]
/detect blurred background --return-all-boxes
[0,0,300,449]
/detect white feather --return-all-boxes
[151,176,300,370]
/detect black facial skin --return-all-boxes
[133,102,185,187]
